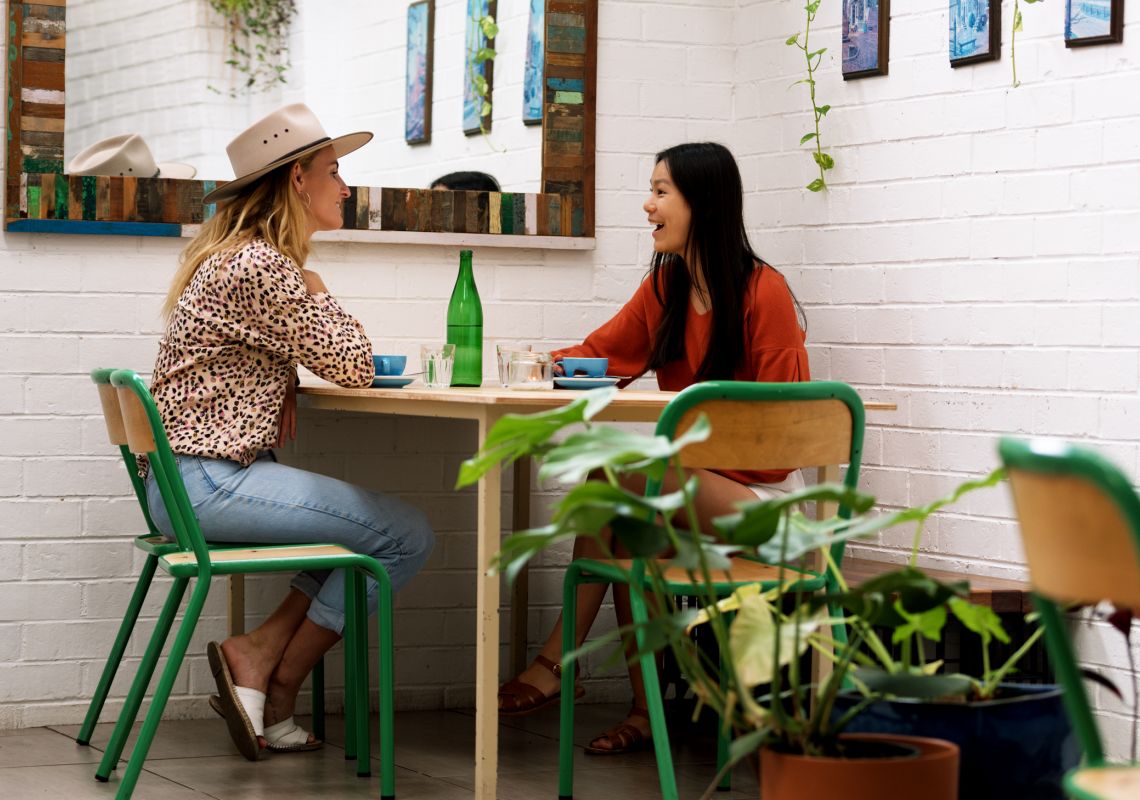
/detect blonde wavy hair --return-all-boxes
[161,151,318,320]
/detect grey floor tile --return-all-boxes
[144,749,470,800]
[0,727,103,768]
[51,718,245,761]
[440,762,723,800]
[0,762,212,799]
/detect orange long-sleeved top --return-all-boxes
[552,264,810,486]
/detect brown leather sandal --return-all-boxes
[584,707,652,755]
[497,654,585,716]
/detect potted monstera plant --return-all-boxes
[456,387,1045,798]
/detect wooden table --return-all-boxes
[254,384,896,800]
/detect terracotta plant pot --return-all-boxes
[760,733,959,800]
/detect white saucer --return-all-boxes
[554,376,621,390]
[370,376,415,388]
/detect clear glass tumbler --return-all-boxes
[496,343,534,387]
[507,351,553,389]
[421,343,456,389]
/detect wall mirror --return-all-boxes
[5,0,596,245]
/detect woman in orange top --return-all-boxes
[497,142,810,753]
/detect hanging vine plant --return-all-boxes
[1011,0,1043,87]
[787,0,833,192]
[207,0,298,97]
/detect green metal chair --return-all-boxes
[79,369,327,747]
[557,380,866,800]
[1000,438,1140,800]
[94,369,395,800]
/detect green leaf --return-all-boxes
[807,47,827,59]
[812,152,835,170]
[610,516,671,556]
[729,730,770,766]
[807,178,826,192]
[456,388,619,487]
[788,78,816,88]
[805,1,821,14]
[1013,8,1023,32]
[474,47,496,64]
[786,34,799,46]
[891,602,948,644]
[800,132,818,145]
[481,101,492,117]
[816,104,831,116]
[730,594,823,689]
[473,75,488,95]
[480,16,499,38]
[949,597,1010,645]
[854,667,974,699]
[538,413,711,486]
[668,538,737,572]
[714,483,874,547]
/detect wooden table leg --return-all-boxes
[474,410,502,800]
[228,575,245,636]
[509,456,532,677]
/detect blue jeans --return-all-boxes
[145,452,434,634]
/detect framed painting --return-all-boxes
[463,0,497,135]
[405,0,434,145]
[842,0,890,79]
[1065,0,1124,47]
[950,0,1000,66]
[522,0,545,125]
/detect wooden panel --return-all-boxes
[116,386,158,455]
[841,558,1033,612]
[1068,766,1140,800]
[672,398,854,471]
[96,384,127,445]
[164,543,353,566]
[607,557,786,586]
[1008,470,1140,608]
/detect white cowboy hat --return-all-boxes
[67,134,198,179]
[202,103,372,205]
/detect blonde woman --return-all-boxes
[144,104,434,760]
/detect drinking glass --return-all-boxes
[507,351,553,389]
[495,343,533,387]
[421,344,455,389]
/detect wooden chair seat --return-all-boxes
[160,543,365,576]
[605,557,805,587]
[1068,765,1140,800]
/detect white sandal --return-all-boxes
[207,641,265,761]
[264,717,322,753]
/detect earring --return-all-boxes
[301,191,312,209]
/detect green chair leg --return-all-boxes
[630,583,680,800]
[79,555,160,746]
[96,577,188,782]
[115,579,210,799]
[353,570,371,778]
[558,564,583,800]
[311,657,325,743]
[344,569,359,762]
[376,566,396,800]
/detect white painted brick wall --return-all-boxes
[4,0,1140,758]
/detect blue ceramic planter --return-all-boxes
[832,684,1079,800]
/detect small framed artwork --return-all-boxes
[463,0,497,135]
[950,0,1000,66]
[842,0,890,79]
[1065,0,1124,47]
[521,0,545,126]
[405,0,434,145]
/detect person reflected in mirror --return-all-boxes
[67,133,197,179]
[143,104,434,760]
[430,170,501,191]
[498,142,810,754]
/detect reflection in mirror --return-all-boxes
[65,0,542,190]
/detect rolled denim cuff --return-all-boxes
[306,597,344,635]
[290,571,323,601]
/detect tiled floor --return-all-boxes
[2,703,760,799]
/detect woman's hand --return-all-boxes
[276,369,298,447]
[301,270,328,295]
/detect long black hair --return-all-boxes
[645,142,801,381]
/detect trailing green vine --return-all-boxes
[469,12,499,135]
[207,0,297,97]
[787,1,833,192]
[1011,0,1043,87]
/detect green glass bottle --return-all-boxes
[446,249,483,386]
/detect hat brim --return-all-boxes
[202,131,373,205]
[158,162,198,180]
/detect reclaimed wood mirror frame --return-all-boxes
[5,0,596,246]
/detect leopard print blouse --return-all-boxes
[149,237,374,467]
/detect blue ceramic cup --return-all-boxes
[558,357,608,378]
[373,354,407,376]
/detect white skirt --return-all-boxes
[746,469,807,501]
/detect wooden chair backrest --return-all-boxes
[671,398,853,472]
[96,383,129,446]
[1007,469,1140,609]
[116,386,159,456]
